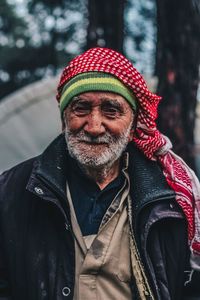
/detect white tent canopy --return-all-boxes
[0,76,61,173]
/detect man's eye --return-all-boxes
[102,106,121,117]
[72,104,91,115]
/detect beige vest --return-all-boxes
[67,171,132,300]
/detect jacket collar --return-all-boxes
[31,133,174,212]
[31,133,69,200]
[127,143,174,219]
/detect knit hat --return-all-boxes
[59,72,137,114]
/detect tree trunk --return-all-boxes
[86,0,125,53]
[155,0,200,169]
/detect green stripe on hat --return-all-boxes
[60,72,137,114]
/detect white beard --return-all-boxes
[64,123,132,168]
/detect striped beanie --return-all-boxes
[59,72,137,115]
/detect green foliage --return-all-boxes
[0,0,26,35]
[0,0,30,98]
[0,0,87,100]
[124,0,156,75]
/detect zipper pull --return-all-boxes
[65,222,71,231]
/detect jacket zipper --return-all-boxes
[35,174,73,233]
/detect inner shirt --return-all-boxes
[67,156,125,236]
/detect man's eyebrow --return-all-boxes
[70,96,124,109]
[71,96,82,103]
[70,96,90,105]
[100,98,123,108]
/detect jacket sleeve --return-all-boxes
[0,172,13,299]
[183,269,200,299]
[0,234,12,299]
[147,215,188,300]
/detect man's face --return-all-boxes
[63,91,135,168]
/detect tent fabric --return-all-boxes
[0,76,61,173]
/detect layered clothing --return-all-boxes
[0,134,190,300]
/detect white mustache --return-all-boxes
[72,131,117,144]
[65,121,133,167]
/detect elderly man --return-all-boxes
[0,47,200,300]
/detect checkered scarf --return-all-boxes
[57,47,200,269]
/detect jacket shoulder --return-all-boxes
[0,157,37,200]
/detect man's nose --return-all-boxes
[84,110,106,136]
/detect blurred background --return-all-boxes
[0,0,200,175]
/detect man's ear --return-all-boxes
[61,119,65,131]
[61,111,66,131]
[128,113,137,141]
[128,129,134,142]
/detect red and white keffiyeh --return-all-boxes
[57,47,200,269]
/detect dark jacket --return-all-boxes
[0,134,190,300]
